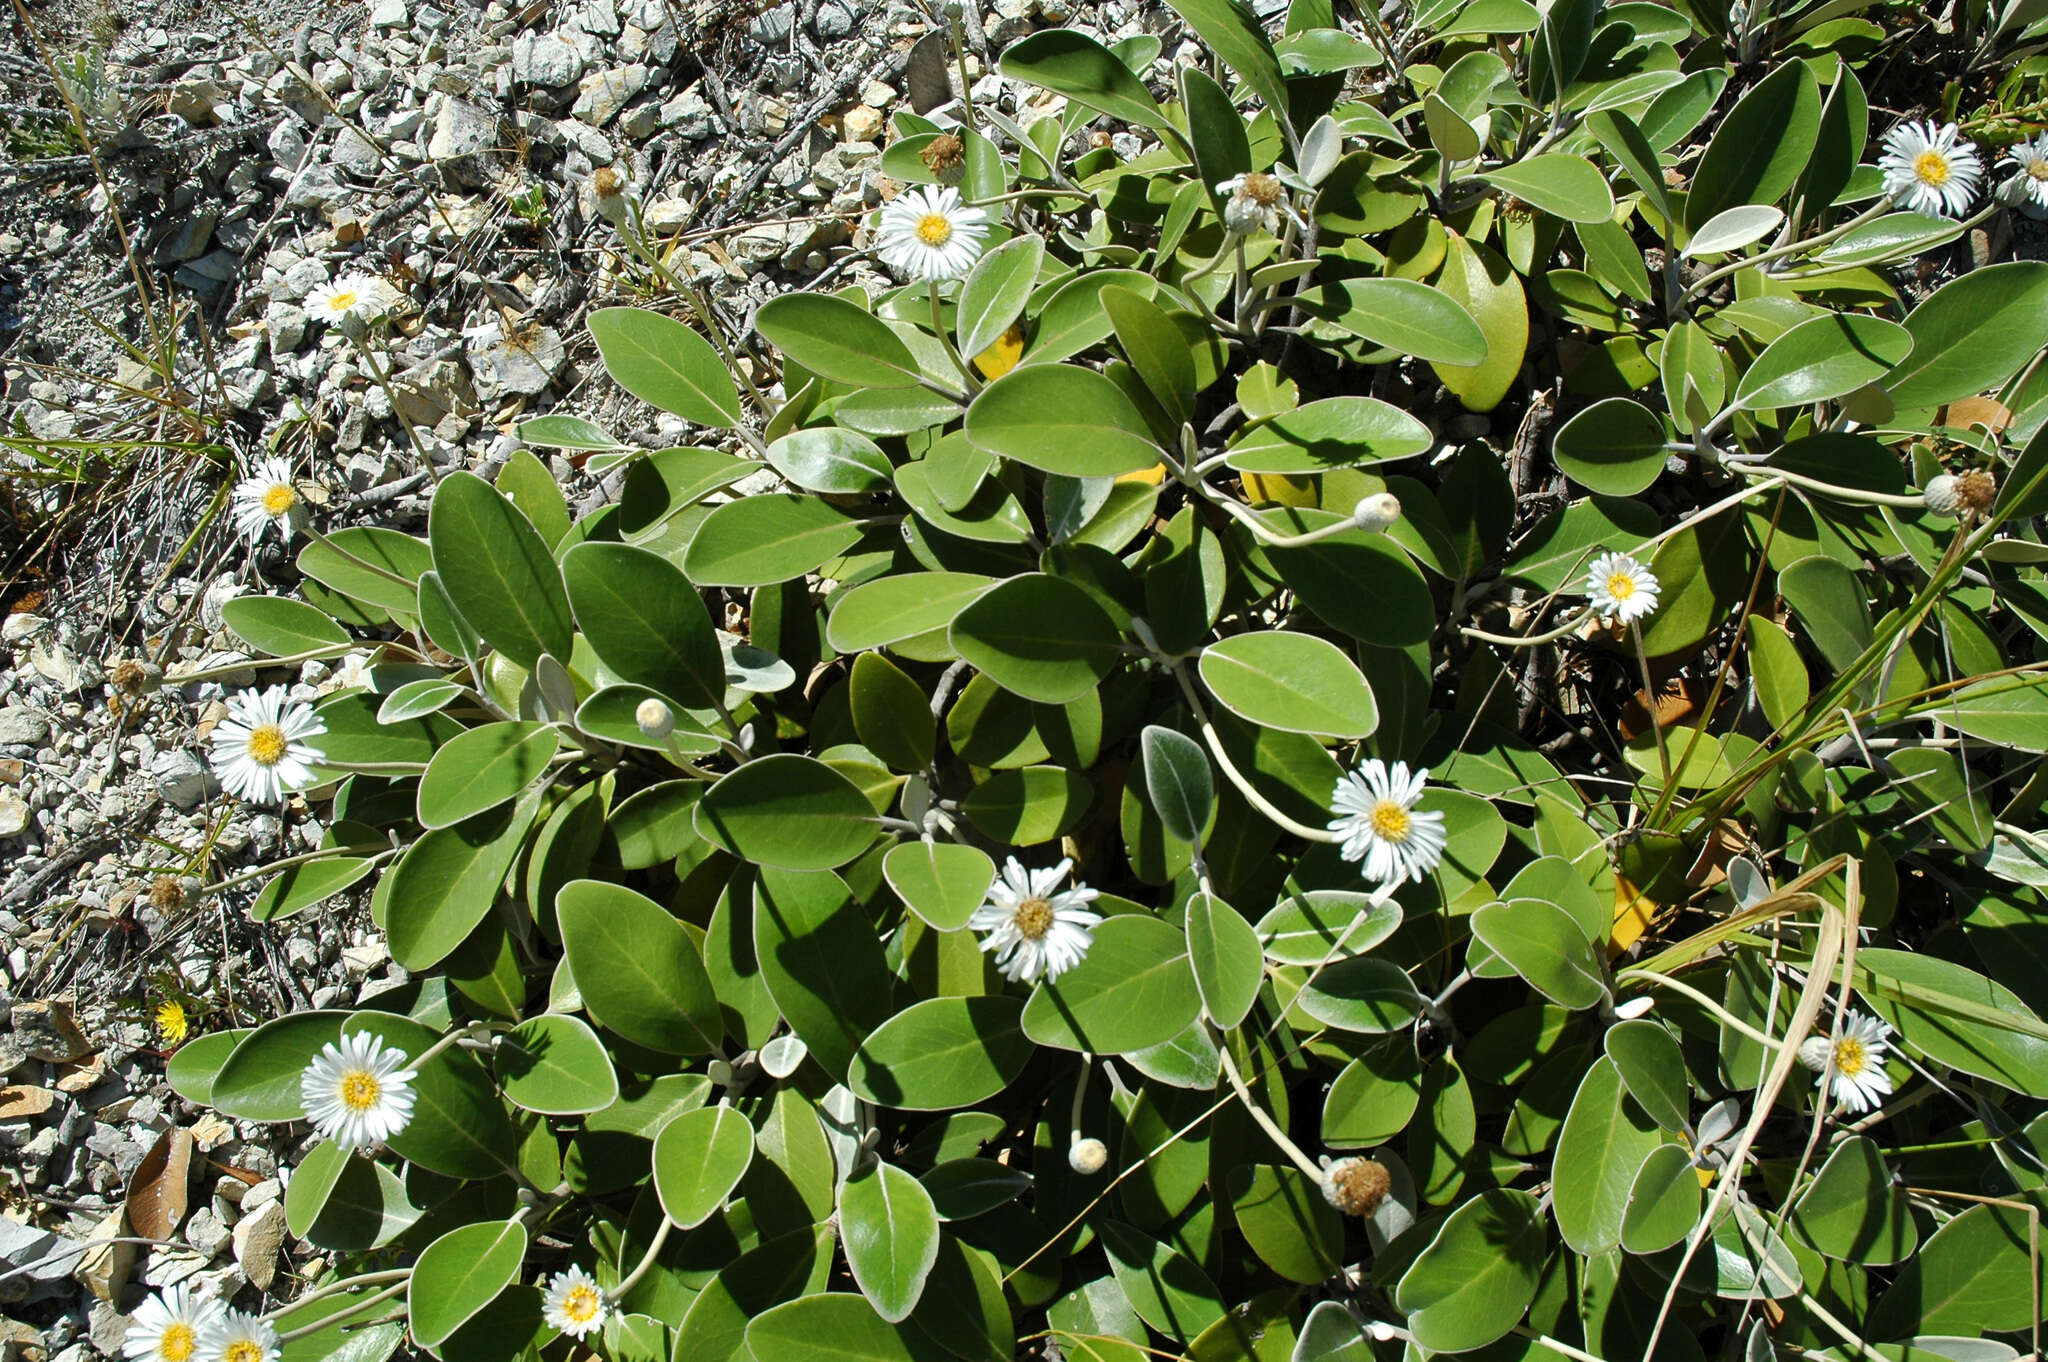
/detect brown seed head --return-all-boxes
[109,658,148,692]
[1242,172,1283,206]
[1322,1156,1392,1218]
[1954,468,1998,515]
[1089,130,1114,150]
[147,875,188,911]
[919,133,965,177]
[592,165,626,200]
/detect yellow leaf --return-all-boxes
[1611,873,1657,955]
[972,323,1026,379]
[1239,470,1318,506]
[1118,462,1168,486]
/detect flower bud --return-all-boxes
[636,697,675,739]
[1351,493,1401,532]
[1613,996,1655,1020]
[1068,1136,1109,1175]
[1320,1156,1392,1218]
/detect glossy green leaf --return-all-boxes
[840,1161,942,1323]
[557,878,723,1055]
[1198,632,1377,738]
[1224,396,1432,473]
[682,494,867,588]
[1100,1221,1226,1343]
[1552,397,1665,495]
[1141,726,1212,846]
[428,471,573,669]
[882,842,995,931]
[961,766,1094,844]
[588,306,744,427]
[697,755,880,870]
[957,234,1045,361]
[210,1012,345,1120]
[1883,261,2048,409]
[383,797,537,971]
[1602,1019,1690,1133]
[220,596,349,658]
[495,1013,619,1116]
[343,1010,519,1179]
[408,1219,528,1348]
[281,1139,418,1253]
[1734,313,1914,410]
[850,996,1033,1111]
[964,364,1161,477]
[1295,956,1423,1033]
[1551,1055,1664,1254]
[1184,891,1262,1029]
[1619,1142,1701,1255]
[1684,60,1820,231]
[756,293,922,388]
[250,856,376,923]
[1683,204,1783,257]
[564,541,725,709]
[1258,890,1402,965]
[765,427,895,495]
[416,722,557,829]
[1228,1164,1342,1285]
[950,573,1123,704]
[1789,1136,1916,1265]
[516,413,627,450]
[999,29,1178,146]
[1307,277,1488,365]
[1022,916,1201,1055]
[1857,948,2048,1093]
[1937,677,2048,752]
[1169,0,1291,139]
[1478,154,1614,222]
[654,1103,756,1228]
[827,573,997,652]
[1431,234,1528,413]
[851,651,937,772]
[753,866,898,1079]
[1471,899,1608,1010]
[1266,521,1436,645]
[1394,1190,1546,1352]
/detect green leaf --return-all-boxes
[1025,270,1162,368]
[1684,59,1820,231]
[1478,154,1614,223]
[1224,396,1432,473]
[610,780,706,868]
[1602,1019,1690,1133]
[211,1011,345,1120]
[653,1103,756,1229]
[220,596,349,658]
[1198,632,1377,738]
[343,1010,519,1179]
[1168,0,1291,137]
[588,306,744,427]
[1430,234,1528,413]
[276,1280,408,1362]
[1322,1044,1422,1148]
[999,29,1180,149]
[1886,746,1992,854]
[882,842,996,931]
[1551,1055,1664,1254]
[1552,396,1666,495]
[1747,616,1809,731]
[753,866,898,1079]
[1100,1221,1226,1343]
[964,365,1162,477]
[1868,1203,2048,1337]
[950,573,1124,704]
[1588,109,1672,223]
[1856,947,2048,1093]
[1811,210,1966,268]
[376,679,463,723]
[744,1294,927,1362]
[1683,204,1784,257]
[1471,899,1608,1009]
[696,754,881,870]
[675,1227,835,1362]
[428,470,573,669]
[408,1219,528,1349]
[1788,1136,1916,1265]
[962,766,1095,844]
[957,234,1045,361]
[1306,277,1488,364]
[517,413,628,450]
[1185,891,1262,1029]
[765,427,895,495]
[1294,956,1423,1033]
[1258,890,1402,964]
[1619,1142,1700,1255]
[840,1161,943,1323]
[1734,313,1914,410]
[1883,261,2048,409]
[557,878,724,1055]
[495,1013,619,1116]
[850,996,1034,1111]
[1265,520,1436,645]
[496,448,571,550]
[757,294,922,388]
[563,542,725,710]
[851,652,937,772]
[383,797,537,971]
[416,721,558,829]
[827,573,996,652]
[281,1140,418,1252]
[165,1029,248,1107]
[682,494,867,588]
[1938,676,2048,752]
[1022,915,1201,1055]
[250,856,376,923]
[297,527,432,619]
[1394,1190,1546,1352]
[1228,1165,1342,1285]
[1103,285,1195,427]
[1141,726,1212,846]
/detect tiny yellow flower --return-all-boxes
[155,1000,190,1047]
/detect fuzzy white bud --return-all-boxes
[1797,1036,1834,1073]
[1923,473,1964,517]
[1352,493,1401,532]
[1612,996,1655,1020]
[635,697,675,739]
[1068,1137,1109,1175]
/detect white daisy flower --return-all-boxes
[197,1311,278,1362]
[1586,550,1661,624]
[1797,1010,1895,1115]
[541,1264,608,1340]
[967,856,1103,985]
[230,456,310,547]
[1330,760,1449,888]
[208,685,326,805]
[1216,172,1285,235]
[1878,120,1982,218]
[123,1285,227,1362]
[304,274,389,324]
[875,184,989,282]
[2006,132,2048,210]
[581,164,641,229]
[301,1030,418,1150]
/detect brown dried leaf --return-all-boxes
[126,1128,196,1242]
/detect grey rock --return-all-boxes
[11,1001,90,1062]
[283,164,347,211]
[183,1207,231,1260]
[663,88,713,139]
[268,120,309,172]
[469,327,566,399]
[748,2,795,43]
[0,708,49,748]
[427,97,501,185]
[0,1218,78,1305]
[571,65,648,126]
[149,750,218,811]
[232,1201,287,1291]
[511,33,583,88]
[0,790,27,839]
[370,0,408,26]
[812,0,856,39]
[331,128,382,178]
[266,303,309,352]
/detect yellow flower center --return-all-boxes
[1369,800,1411,843]
[159,1324,197,1362]
[916,213,953,246]
[1914,150,1951,187]
[261,483,298,516]
[563,1285,602,1323]
[1833,1036,1867,1077]
[246,724,288,767]
[327,290,359,314]
[1607,571,1637,600]
[2029,156,2048,182]
[340,1070,382,1112]
[223,1340,264,1362]
[1013,897,1055,940]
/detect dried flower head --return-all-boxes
[919,132,966,184]
[109,658,155,694]
[147,875,189,912]
[1321,1156,1392,1218]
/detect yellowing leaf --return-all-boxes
[1611,873,1657,955]
[1238,470,1317,505]
[1118,462,1169,486]
[973,323,1026,379]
